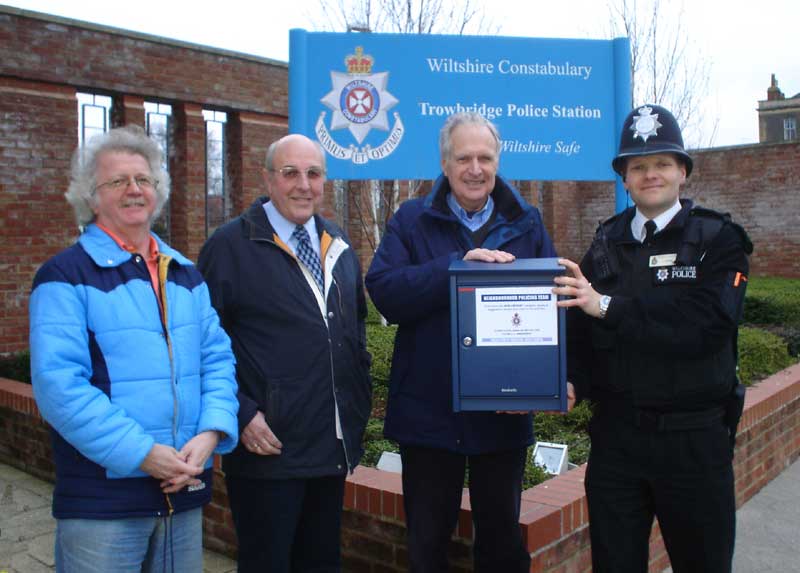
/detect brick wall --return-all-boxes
[686,142,800,277]
[0,78,78,354]
[0,8,288,115]
[2,363,798,571]
[0,7,289,354]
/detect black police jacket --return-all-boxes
[198,198,372,479]
[567,199,752,411]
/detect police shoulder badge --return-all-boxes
[317,46,404,165]
[630,105,662,142]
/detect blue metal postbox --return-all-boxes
[449,258,567,412]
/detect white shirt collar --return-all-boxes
[631,200,682,243]
[263,201,320,256]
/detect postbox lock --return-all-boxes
[462,336,473,347]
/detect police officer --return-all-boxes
[553,104,752,573]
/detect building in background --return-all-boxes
[758,74,800,143]
[1,5,799,358]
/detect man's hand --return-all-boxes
[241,411,283,456]
[552,258,603,318]
[140,443,202,492]
[159,431,222,493]
[567,382,576,412]
[464,248,516,263]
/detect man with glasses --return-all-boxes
[29,125,239,572]
[198,133,372,573]
[366,112,557,572]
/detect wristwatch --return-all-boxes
[598,295,612,319]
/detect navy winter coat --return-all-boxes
[198,198,372,479]
[365,175,557,454]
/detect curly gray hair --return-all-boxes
[439,112,502,162]
[65,125,170,227]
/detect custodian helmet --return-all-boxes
[612,104,693,177]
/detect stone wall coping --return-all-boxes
[0,5,288,68]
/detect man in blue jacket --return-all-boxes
[198,134,372,573]
[366,112,557,572]
[29,125,239,572]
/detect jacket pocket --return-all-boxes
[590,322,626,392]
[264,376,330,443]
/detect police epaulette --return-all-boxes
[596,208,630,232]
[689,205,730,222]
[689,207,753,255]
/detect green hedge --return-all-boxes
[738,326,794,386]
[0,350,30,384]
[743,277,800,328]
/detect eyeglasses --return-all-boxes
[95,175,158,192]
[269,166,325,182]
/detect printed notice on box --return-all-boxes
[475,286,557,347]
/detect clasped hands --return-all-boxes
[139,430,221,493]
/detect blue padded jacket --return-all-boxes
[29,224,239,519]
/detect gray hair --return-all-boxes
[439,112,502,161]
[65,125,170,227]
[265,134,327,171]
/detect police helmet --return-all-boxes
[612,104,693,177]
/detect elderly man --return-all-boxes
[198,133,372,573]
[554,104,752,573]
[29,125,239,572]
[365,112,557,572]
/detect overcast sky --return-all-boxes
[4,0,798,148]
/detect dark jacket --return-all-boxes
[198,198,372,479]
[365,175,557,455]
[567,199,752,410]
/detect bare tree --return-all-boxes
[310,0,500,267]
[309,0,499,35]
[606,0,717,148]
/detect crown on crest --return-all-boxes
[345,47,374,74]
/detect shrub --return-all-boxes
[743,277,800,328]
[0,350,31,384]
[738,326,794,386]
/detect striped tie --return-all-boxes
[292,224,324,291]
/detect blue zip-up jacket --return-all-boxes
[366,175,557,454]
[29,224,239,518]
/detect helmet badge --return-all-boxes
[630,106,663,142]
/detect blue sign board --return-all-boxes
[290,29,631,183]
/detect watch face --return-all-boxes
[599,295,610,317]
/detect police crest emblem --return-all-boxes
[316,47,404,165]
[630,105,662,142]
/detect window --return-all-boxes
[77,92,112,145]
[145,102,172,242]
[203,110,228,238]
[784,117,797,141]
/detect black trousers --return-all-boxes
[399,445,531,573]
[586,410,736,573]
[225,474,346,573]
